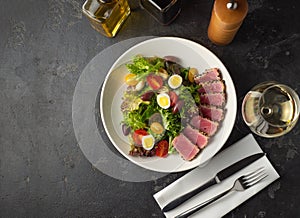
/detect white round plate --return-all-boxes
[100,37,237,173]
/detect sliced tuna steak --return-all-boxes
[198,80,225,94]
[183,125,209,149]
[194,68,221,84]
[199,93,226,107]
[172,133,200,161]
[200,104,224,122]
[190,115,219,136]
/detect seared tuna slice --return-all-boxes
[172,133,200,161]
[199,93,226,107]
[198,80,225,94]
[183,125,209,149]
[200,104,224,122]
[194,68,221,84]
[190,115,219,136]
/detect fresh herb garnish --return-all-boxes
[126,56,165,80]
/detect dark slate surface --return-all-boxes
[1,0,300,217]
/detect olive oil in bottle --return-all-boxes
[82,0,131,37]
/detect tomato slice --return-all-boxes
[132,129,148,146]
[172,99,184,114]
[146,75,163,90]
[155,140,169,157]
[169,91,178,107]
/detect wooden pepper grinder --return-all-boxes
[208,0,248,45]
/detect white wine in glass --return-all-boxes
[242,81,300,138]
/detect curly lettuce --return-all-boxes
[126,56,165,80]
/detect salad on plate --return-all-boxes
[120,55,226,161]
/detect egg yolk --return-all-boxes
[159,96,169,107]
[157,93,170,109]
[142,135,155,150]
[168,75,182,89]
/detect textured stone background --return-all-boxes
[1,0,300,217]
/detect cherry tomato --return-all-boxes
[172,100,184,114]
[132,129,148,146]
[150,122,164,135]
[155,140,169,157]
[124,73,138,86]
[146,75,163,90]
[188,68,198,83]
[169,91,178,107]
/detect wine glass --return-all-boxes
[242,81,300,138]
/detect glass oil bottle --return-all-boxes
[82,0,131,37]
[139,0,181,25]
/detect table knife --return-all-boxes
[162,152,265,212]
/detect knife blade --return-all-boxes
[162,152,265,212]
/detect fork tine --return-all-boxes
[242,168,268,187]
[246,172,268,187]
[243,167,264,179]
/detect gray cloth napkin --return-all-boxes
[153,134,280,218]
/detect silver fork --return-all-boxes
[175,167,268,218]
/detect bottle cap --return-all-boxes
[226,1,238,10]
[140,0,182,25]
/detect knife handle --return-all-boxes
[162,178,217,212]
[174,188,231,218]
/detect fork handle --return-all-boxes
[174,188,231,218]
[162,178,217,212]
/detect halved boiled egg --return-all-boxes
[142,134,155,150]
[157,93,170,109]
[168,74,182,89]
